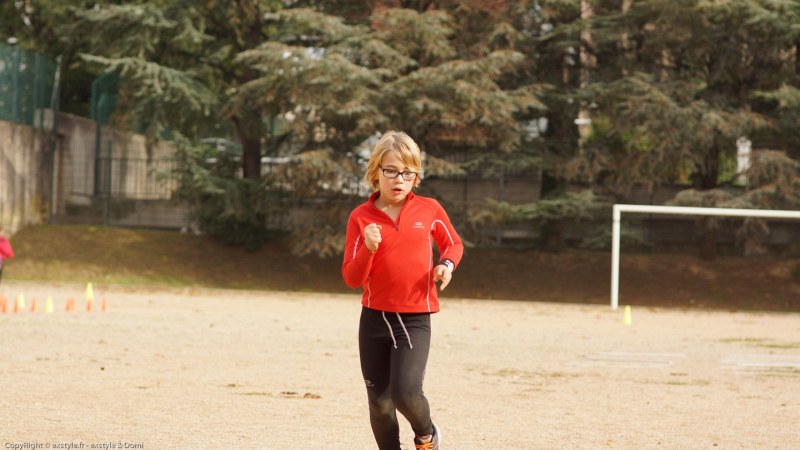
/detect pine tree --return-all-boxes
[10,1,546,253]
[564,0,800,258]
[228,4,546,253]
[63,0,294,179]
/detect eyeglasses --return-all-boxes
[380,166,418,181]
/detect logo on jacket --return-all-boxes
[413,221,425,229]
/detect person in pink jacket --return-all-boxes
[342,131,463,450]
[0,225,15,286]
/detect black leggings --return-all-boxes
[359,306,434,450]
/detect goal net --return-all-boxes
[611,204,800,310]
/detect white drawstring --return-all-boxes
[381,312,397,349]
[396,313,413,349]
[381,311,413,349]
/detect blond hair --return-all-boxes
[364,131,423,191]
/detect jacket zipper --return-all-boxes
[373,201,405,230]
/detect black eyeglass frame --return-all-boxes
[379,165,418,181]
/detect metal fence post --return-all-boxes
[11,45,20,124]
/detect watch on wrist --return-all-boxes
[440,259,454,272]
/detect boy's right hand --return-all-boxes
[364,223,382,252]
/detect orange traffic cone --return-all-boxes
[87,299,93,312]
[31,298,38,313]
[0,295,6,313]
[101,298,108,313]
[66,298,75,312]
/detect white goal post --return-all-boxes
[611,204,800,310]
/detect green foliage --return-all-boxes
[286,196,359,258]
[170,134,288,251]
[168,131,367,255]
[470,189,609,246]
[81,54,218,135]
[229,4,548,254]
[745,151,800,205]
[580,224,651,252]
[422,154,467,178]
[275,150,364,257]
[13,0,800,257]
[548,0,800,257]
[577,72,770,193]
[566,0,799,194]
[496,190,606,222]
[198,178,283,252]
[669,149,800,255]
[371,8,455,65]
[792,263,800,282]
[67,3,185,56]
[236,7,546,156]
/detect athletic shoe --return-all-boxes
[414,422,441,450]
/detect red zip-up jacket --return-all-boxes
[342,191,463,313]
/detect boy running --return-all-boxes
[342,131,463,450]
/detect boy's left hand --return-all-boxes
[433,264,452,291]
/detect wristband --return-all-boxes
[439,259,454,272]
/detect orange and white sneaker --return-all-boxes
[414,422,441,450]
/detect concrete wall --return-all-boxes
[1,115,187,233]
[44,112,188,229]
[54,112,177,206]
[0,120,51,234]
[425,175,541,210]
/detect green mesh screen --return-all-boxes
[91,72,119,125]
[0,43,56,128]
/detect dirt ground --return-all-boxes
[1,281,798,449]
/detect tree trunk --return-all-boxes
[619,0,634,75]
[539,171,565,252]
[235,12,265,180]
[694,146,721,260]
[577,0,595,145]
[233,115,263,180]
[697,211,719,261]
[241,133,262,180]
